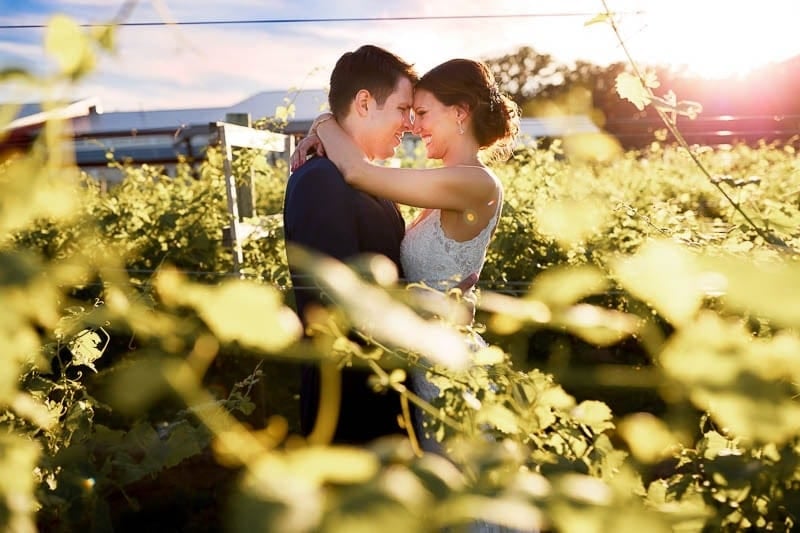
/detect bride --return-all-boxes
[296,57,520,453]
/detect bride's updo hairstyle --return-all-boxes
[415,59,520,163]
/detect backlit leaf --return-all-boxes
[90,25,116,52]
[0,324,40,402]
[584,13,611,26]
[0,434,40,532]
[156,269,302,353]
[555,473,612,506]
[44,14,94,77]
[537,198,611,246]
[0,69,33,85]
[562,132,623,163]
[611,239,703,326]
[472,345,505,365]
[617,413,679,463]
[10,392,60,430]
[289,446,380,484]
[0,101,21,131]
[68,329,105,372]
[0,155,80,234]
[528,265,609,308]
[571,400,614,433]
[697,431,738,460]
[275,104,296,122]
[661,312,800,444]
[615,72,652,111]
[701,253,800,328]
[558,304,639,346]
[476,404,519,434]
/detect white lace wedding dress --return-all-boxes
[400,205,499,450]
[400,199,535,533]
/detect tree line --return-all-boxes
[484,46,800,147]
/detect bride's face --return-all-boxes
[411,89,459,160]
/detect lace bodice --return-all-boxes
[400,201,502,290]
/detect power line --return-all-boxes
[0,11,645,30]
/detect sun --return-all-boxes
[629,0,799,79]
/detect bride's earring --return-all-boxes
[457,119,464,135]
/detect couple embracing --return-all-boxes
[283,45,519,453]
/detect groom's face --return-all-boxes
[363,76,414,160]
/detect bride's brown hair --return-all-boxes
[415,59,520,163]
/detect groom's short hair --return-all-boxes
[328,45,418,119]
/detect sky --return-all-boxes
[1,0,798,112]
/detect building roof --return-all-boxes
[5,89,329,139]
[227,89,329,122]
[3,96,102,132]
[68,89,329,139]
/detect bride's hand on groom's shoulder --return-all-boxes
[290,133,326,172]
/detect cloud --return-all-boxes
[77,22,335,109]
[0,40,46,63]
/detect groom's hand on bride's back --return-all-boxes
[455,273,479,324]
[456,272,479,293]
[290,134,326,172]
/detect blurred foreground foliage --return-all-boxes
[2,11,800,533]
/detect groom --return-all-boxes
[283,45,418,444]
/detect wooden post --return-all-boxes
[217,121,288,276]
[218,124,244,274]
[225,112,255,219]
[284,134,295,177]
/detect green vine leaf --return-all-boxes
[660,312,800,444]
[697,431,738,460]
[0,435,40,532]
[90,25,116,52]
[615,72,657,110]
[652,91,704,119]
[584,13,611,26]
[274,103,296,123]
[155,269,303,353]
[476,404,519,434]
[529,265,609,309]
[160,422,207,469]
[571,400,614,433]
[617,413,678,463]
[67,329,104,372]
[286,446,380,485]
[558,304,638,347]
[0,68,31,81]
[537,199,610,248]
[472,345,504,365]
[44,14,95,78]
[611,239,704,326]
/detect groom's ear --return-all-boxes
[354,89,371,117]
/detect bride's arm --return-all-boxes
[317,120,497,210]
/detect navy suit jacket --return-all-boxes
[283,157,405,443]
